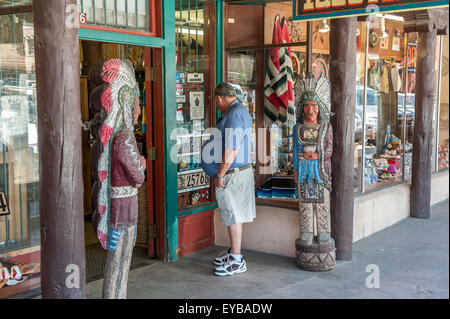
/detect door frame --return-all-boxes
[78,0,174,260]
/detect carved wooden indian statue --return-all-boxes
[293,73,336,271]
[85,59,146,298]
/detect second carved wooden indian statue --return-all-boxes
[293,73,336,271]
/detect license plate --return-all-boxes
[178,171,209,191]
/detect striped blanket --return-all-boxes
[264,15,295,128]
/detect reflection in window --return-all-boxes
[0,12,40,296]
[175,0,214,210]
[356,17,409,192]
[438,35,449,171]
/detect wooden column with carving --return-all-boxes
[403,9,449,219]
[33,0,86,298]
[329,17,357,261]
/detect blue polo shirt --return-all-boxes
[201,100,252,178]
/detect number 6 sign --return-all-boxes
[79,13,87,25]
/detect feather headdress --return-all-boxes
[294,73,332,124]
[94,59,140,249]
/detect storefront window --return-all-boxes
[77,0,153,33]
[227,51,257,166]
[175,0,215,210]
[355,23,365,193]
[357,16,408,191]
[225,1,331,201]
[438,35,449,171]
[0,11,40,296]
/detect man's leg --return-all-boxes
[227,223,243,255]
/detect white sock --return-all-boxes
[230,253,242,262]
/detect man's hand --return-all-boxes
[303,152,319,160]
[215,175,225,189]
[140,156,147,170]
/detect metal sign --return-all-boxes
[177,171,210,193]
[0,192,10,216]
[293,0,449,21]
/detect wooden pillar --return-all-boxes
[402,8,449,219]
[410,30,437,219]
[329,17,357,261]
[33,0,86,298]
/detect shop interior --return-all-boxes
[79,40,158,281]
[222,1,449,202]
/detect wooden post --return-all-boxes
[33,0,86,298]
[410,30,437,219]
[329,17,357,261]
[402,8,449,219]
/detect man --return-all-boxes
[201,82,255,277]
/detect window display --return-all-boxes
[438,35,449,171]
[0,12,41,295]
[355,17,409,191]
[227,51,257,166]
[175,0,214,210]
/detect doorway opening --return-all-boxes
[79,40,159,282]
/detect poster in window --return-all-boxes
[189,91,204,120]
[392,37,400,51]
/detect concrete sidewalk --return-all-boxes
[86,200,449,299]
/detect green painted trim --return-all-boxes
[178,202,218,217]
[78,28,166,47]
[162,0,179,262]
[215,0,223,120]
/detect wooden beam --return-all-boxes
[329,17,357,261]
[0,4,32,15]
[33,0,86,298]
[410,29,438,219]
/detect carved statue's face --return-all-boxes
[303,101,319,123]
[133,97,141,125]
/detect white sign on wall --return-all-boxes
[189,91,204,120]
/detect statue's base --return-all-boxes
[295,238,336,272]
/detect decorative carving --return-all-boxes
[293,73,336,272]
[86,59,145,298]
[401,8,449,35]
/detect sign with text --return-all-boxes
[0,192,10,216]
[293,0,448,21]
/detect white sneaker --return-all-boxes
[214,255,247,277]
[213,248,231,266]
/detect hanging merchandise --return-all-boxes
[380,62,390,94]
[368,63,381,90]
[264,14,295,128]
[369,30,379,48]
[391,62,402,92]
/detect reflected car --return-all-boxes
[355,84,379,136]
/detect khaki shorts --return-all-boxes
[216,167,256,227]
